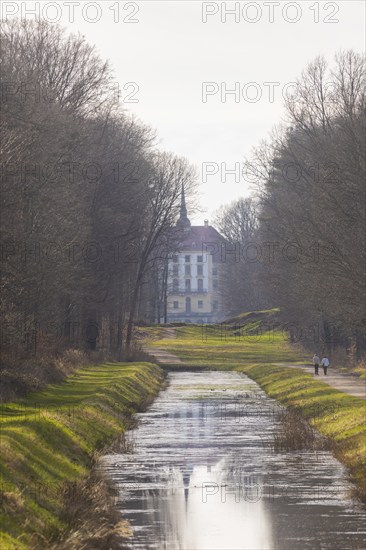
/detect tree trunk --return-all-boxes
[117,310,123,360]
[125,279,141,354]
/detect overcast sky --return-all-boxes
[12,1,366,223]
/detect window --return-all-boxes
[197,264,203,275]
[185,297,191,313]
[185,279,191,291]
[197,255,203,263]
[173,279,179,292]
[172,255,178,262]
[173,265,179,276]
[197,279,203,292]
[198,300,203,309]
[173,301,179,309]
[213,300,218,311]
[185,255,190,263]
[213,279,218,290]
[185,265,191,276]
[212,267,217,276]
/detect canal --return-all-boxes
[101,371,365,549]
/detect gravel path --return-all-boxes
[143,327,182,365]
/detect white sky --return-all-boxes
[5,1,365,223]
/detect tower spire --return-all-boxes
[176,184,191,230]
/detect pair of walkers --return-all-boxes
[313,354,330,375]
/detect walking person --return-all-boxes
[313,353,320,375]
[321,355,330,375]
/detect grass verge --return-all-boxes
[0,362,164,549]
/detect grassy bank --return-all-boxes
[147,322,366,502]
[0,362,164,549]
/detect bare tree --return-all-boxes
[125,153,197,352]
[252,51,365,355]
[214,198,265,315]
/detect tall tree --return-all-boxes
[252,51,365,355]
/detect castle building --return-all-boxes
[166,187,225,324]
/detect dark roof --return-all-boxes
[175,225,226,261]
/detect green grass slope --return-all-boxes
[0,362,164,549]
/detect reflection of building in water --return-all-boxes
[142,461,272,550]
[139,413,270,548]
[182,467,193,503]
[181,454,217,504]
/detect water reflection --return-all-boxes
[136,460,271,550]
[101,372,365,550]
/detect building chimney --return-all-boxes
[204,219,209,227]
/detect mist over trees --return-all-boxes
[214,197,267,314]
[1,19,196,370]
[218,51,365,358]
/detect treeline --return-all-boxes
[216,51,365,359]
[1,19,196,371]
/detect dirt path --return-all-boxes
[159,327,178,339]
[144,347,182,365]
[274,362,366,399]
[143,327,182,365]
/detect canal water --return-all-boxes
[101,371,365,550]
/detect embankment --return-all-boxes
[235,363,366,503]
[0,362,164,549]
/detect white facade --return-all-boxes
[166,248,222,324]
